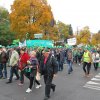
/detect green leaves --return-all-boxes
[0,6,15,46]
[57,21,73,40]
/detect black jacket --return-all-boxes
[40,54,58,75]
[1,51,8,63]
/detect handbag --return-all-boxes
[36,72,40,81]
[23,66,31,73]
[95,58,99,60]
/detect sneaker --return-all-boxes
[68,72,70,74]
[36,84,42,89]
[26,88,32,93]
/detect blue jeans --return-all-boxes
[9,66,19,82]
[60,61,64,71]
[2,63,7,78]
[57,61,60,71]
[19,70,24,84]
[67,60,73,74]
[0,63,3,78]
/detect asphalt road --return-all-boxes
[0,63,100,100]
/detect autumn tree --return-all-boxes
[48,25,59,41]
[10,0,54,40]
[91,33,100,46]
[76,26,91,45]
[0,7,15,46]
[56,21,69,40]
[55,21,74,42]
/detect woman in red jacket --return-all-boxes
[19,48,30,85]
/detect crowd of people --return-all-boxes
[0,45,100,100]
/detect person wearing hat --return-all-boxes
[82,48,92,77]
[40,48,58,100]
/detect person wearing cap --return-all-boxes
[40,48,58,100]
[82,48,92,77]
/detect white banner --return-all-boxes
[67,38,77,45]
[34,33,43,38]
[19,40,26,47]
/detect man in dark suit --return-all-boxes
[40,48,58,100]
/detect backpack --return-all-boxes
[50,55,58,74]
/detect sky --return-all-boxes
[0,0,100,33]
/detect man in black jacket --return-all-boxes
[1,47,8,78]
[0,46,3,78]
[40,48,58,100]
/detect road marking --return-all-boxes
[87,81,100,85]
[91,78,100,81]
[95,75,100,78]
[84,84,100,91]
[83,74,100,91]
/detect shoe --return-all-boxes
[6,81,12,84]
[43,96,50,100]
[26,88,32,93]
[70,69,73,72]
[18,83,23,86]
[36,84,42,89]
[52,85,56,92]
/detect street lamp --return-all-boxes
[30,1,36,24]
[25,33,29,47]
[26,33,29,40]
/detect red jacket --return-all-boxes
[19,53,30,70]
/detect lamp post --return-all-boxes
[29,0,36,39]
[26,33,29,40]
[25,33,29,47]
[30,0,36,24]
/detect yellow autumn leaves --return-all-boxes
[10,0,54,40]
